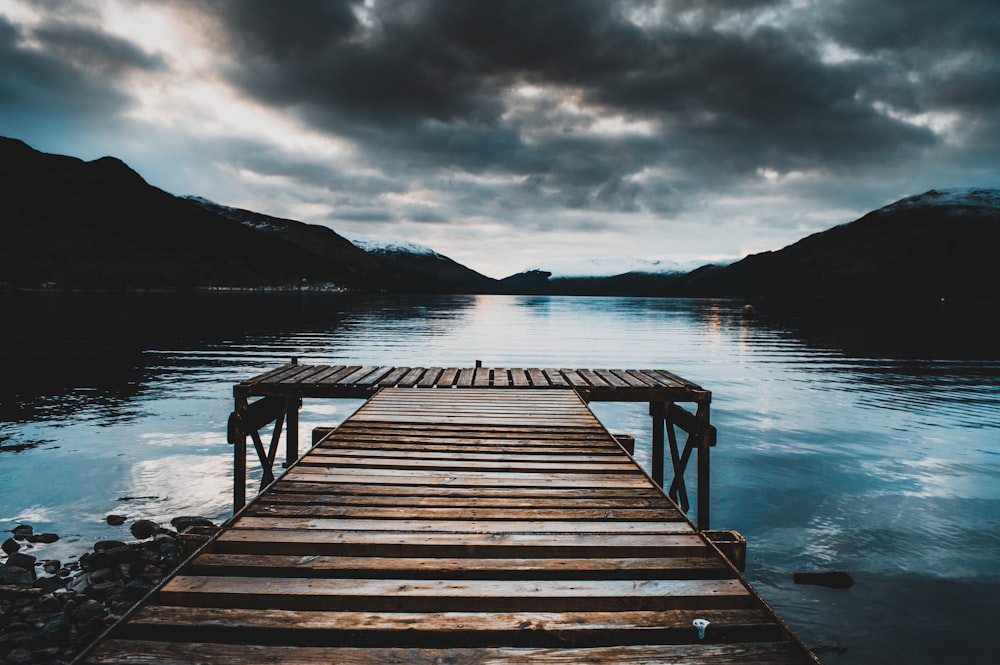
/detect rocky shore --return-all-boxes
[1,516,219,665]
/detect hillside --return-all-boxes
[0,137,496,292]
[0,138,373,289]
[680,189,1000,299]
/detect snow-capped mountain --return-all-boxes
[883,187,1000,213]
[346,235,440,257]
[526,256,722,278]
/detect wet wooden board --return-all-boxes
[235,363,709,403]
[83,388,818,665]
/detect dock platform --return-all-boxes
[78,365,820,664]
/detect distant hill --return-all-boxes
[502,189,1000,300]
[184,198,497,293]
[0,137,496,292]
[2,135,996,299]
[680,189,1000,299]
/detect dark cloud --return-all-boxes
[187,0,975,217]
[0,15,133,132]
[3,0,996,264]
[33,21,166,73]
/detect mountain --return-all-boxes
[2,135,996,298]
[348,236,498,293]
[680,188,1000,299]
[0,137,496,292]
[499,269,688,296]
[501,188,1000,300]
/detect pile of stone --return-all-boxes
[0,516,218,665]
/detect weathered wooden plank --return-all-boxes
[543,369,569,387]
[644,368,700,389]
[242,363,299,385]
[456,368,476,387]
[246,505,687,522]
[375,366,410,386]
[594,369,631,388]
[265,365,319,385]
[473,367,492,387]
[577,369,611,387]
[509,368,530,387]
[307,448,628,463]
[320,443,621,456]
[284,468,650,488]
[297,455,638,473]
[559,368,591,388]
[397,367,428,387]
[298,365,352,384]
[212,530,710,558]
[526,368,549,386]
[610,370,652,389]
[353,366,394,386]
[492,368,509,387]
[436,368,459,386]
[124,607,779,646]
[417,367,444,387]
[186,554,724,579]
[232,517,694,535]
[158,576,751,612]
[271,482,667,499]
[260,493,678,509]
[338,366,383,385]
[88,640,811,665]
[317,365,363,384]
[623,369,661,388]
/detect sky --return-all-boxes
[1,0,998,278]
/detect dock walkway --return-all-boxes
[81,380,819,664]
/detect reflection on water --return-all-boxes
[1,292,998,664]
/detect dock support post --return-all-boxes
[649,402,665,487]
[695,397,712,531]
[285,398,299,468]
[232,393,248,513]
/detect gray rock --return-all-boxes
[43,559,61,574]
[130,520,159,540]
[106,514,127,526]
[6,552,37,574]
[93,540,127,553]
[28,532,59,544]
[2,537,20,554]
[0,564,36,583]
[11,524,33,540]
[170,516,217,531]
[72,599,106,623]
[36,615,71,643]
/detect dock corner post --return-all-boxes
[285,396,301,468]
[695,394,712,530]
[231,388,249,513]
[649,401,666,487]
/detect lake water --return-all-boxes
[2,292,998,664]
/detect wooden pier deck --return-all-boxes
[80,379,820,664]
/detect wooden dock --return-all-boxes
[79,370,820,664]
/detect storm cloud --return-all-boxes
[1,0,997,276]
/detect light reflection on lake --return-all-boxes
[1,292,998,664]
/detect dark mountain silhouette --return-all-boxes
[501,189,1000,300]
[184,197,497,293]
[679,189,1000,299]
[2,136,996,299]
[0,137,495,292]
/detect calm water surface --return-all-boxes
[1,292,998,664]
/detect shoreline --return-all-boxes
[1,517,218,665]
